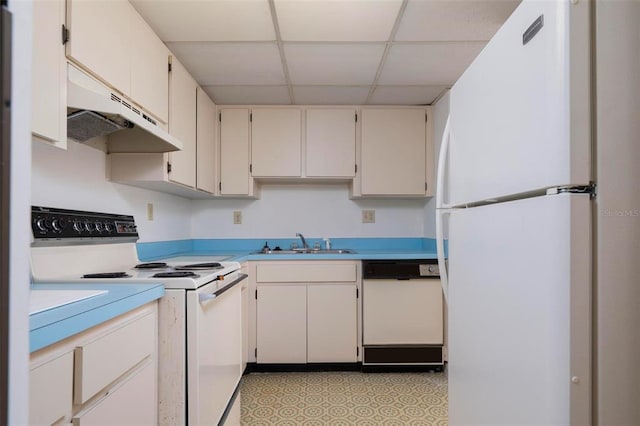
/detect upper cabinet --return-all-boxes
[32,0,67,148]
[306,109,356,179]
[356,108,433,197]
[251,108,302,178]
[219,108,257,197]
[168,58,197,188]
[66,0,169,123]
[196,88,217,194]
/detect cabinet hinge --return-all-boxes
[425,182,428,191]
[425,113,428,122]
[354,164,358,174]
[355,113,358,123]
[249,113,253,122]
[356,288,359,298]
[218,112,222,122]
[255,289,257,299]
[168,62,172,72]
[255,348,257,357]
[167,162,172,174]
[357,347,359,357]
[219,182,222,192]
[61,25,69,45]
[249,164,253,174]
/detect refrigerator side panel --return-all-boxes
[448,194,590,425]
[595,1,640,424]
[449,0,590,205]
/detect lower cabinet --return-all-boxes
[254,261,359,364]
[29,303,158,426]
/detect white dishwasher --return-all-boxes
[362,260,444,368]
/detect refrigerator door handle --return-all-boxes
[436,115,452,302]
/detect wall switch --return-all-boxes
[233,211,242,224]
[362,210,375,223]
[147,203,154,221]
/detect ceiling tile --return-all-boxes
[378,43,485,86]
[204,86,291,105]
[395,0,520,42]
[292,86,370,105]
[131,0,275,41]
[274,0,403,42]
[285,43,385,85]
[167,42,286,86]
[369,86,447,105]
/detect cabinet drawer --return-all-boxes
[74,312,155,404]
[72,360,156,425]
[30,351,73,426]
[256,263,356,283]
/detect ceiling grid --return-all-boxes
[131,0,520,105]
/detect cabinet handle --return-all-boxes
[198,273,248,304]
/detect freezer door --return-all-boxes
[448,0,590,206]
[448,194,590,425]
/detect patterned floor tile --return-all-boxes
[240,371,448,425]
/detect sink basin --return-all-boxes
[253,249,356,255]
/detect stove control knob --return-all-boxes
[73,221,83,233]
[51,219,62,231]
[84,222,95,232]
[104,223,113,233]
[95,222,104,232]
[35,218,48,232]
[428,265,435,273]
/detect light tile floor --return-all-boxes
[240,371,448,425]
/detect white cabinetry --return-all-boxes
[168,58,197,188]
[196,88,217,194]
[251,108,302,177]
[219,108,256,196]
[306,108,356,178]
[253,261,359,364]
[29,303,158,426]
[32,0,67,148]
[66,0,169,123]
[357,108,433,197]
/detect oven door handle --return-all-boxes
[198,273,248,303]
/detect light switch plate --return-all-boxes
[233,211,242,224]
[147,203,154,221]
[362,210,375,223]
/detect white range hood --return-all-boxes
[67,64,182,153]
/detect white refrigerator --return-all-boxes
[436,0,640,425]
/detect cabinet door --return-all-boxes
[306,109,356,178]
[361,109,427,195]
[66,0,132,95]
[256,285,307,363]
[30,351,73,426]
[251,108,301,177]
[32,0,67,148]
[196,88,217,194]
[72,361,156,425]
[307,285,358,363]
[220,109,251,195]
[130,12,169,123]
[168,58,197,188]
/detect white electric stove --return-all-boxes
[31,206,246,425]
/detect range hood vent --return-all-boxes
[67,64,182,153]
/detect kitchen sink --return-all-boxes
[253,249,356,255]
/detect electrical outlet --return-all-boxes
[233,211,242,225]
[147,203,154,221]
[362,210,375,223]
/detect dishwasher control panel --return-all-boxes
[362,259,440,279]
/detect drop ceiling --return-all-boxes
[131,0,520,106]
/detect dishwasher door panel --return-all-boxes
[362,279,443,345]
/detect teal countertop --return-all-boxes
[138,237,443,262]
[30,283,164,353]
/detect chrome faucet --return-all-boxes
[296,233,308,250]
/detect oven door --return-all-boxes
[186,274,247,425]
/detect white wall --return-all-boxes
[31,140,193,243]
[192,184,427,238]
[424,90,450,238]
[9,0,32,423]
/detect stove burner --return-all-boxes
[83,272,132,279]
[134,262,168,269]
[173,262,223,271]
[152,271,201,278]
